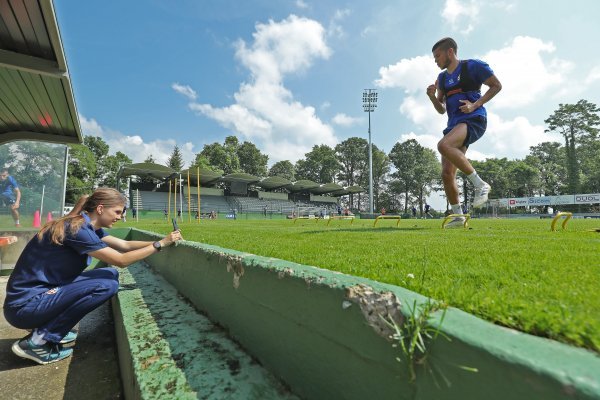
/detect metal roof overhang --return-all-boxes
[180,167,223,186]
[221,172,260,184]
[118,162,176,180]
[286,179,319,192]
[330,185,365,197]
[255,176,292,190]
[310,182,343,195]
[0,0,82,145]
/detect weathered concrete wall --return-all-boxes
[114,228,600,400]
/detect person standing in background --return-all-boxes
[0,168,21,227]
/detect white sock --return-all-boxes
[15,219,20,225]
[31,329,47,346]
[468,171,486,188]
[451,204,463,215]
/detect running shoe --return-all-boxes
[12,337,73,365]
[473,183,491,208]
[59,330,78,344]
[445,217,467,229]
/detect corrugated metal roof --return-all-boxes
[0,0,81,145]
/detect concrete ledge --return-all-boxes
[112,228,600,400]
[111,258,298,399]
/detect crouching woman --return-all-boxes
[3,188,182,365]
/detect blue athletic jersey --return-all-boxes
[4,213,108,307]
[0,175,19,197]
[437,59,494,130]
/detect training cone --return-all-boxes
[46,212,53,223]
[33,210,41,228]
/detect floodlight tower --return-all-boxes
[362,89,377,214]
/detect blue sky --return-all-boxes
[55,0,600,176]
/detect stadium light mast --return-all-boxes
[363,89,377,214]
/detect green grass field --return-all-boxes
[133,217,599,352]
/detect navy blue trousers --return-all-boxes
[4,267,119,343]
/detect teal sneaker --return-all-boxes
[12,337,73,365]
[59,330,78,344]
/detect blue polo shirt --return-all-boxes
[437,59,494,130]
[0,175,19,198]
[4,213,108,307]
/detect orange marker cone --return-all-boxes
[46,212,53,223]
[33,210,41,228]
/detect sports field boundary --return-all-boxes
[109,227,600,400]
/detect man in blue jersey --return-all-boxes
[427,37,502,228]
[0,168,22,227]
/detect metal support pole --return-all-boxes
[363,89,377,214]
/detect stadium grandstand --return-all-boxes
[117,163,364,218]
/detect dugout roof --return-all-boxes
[255,176,292,190]
[180,167,223,186]
[118,162,176,180]
[286,179,320,192]
[0,0,82,145]
[310,182,344,195]
[221,172,260,184]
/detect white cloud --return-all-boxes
[375,55,439,92]
[79,114,197,167]
[295,0,309,9]
[585,66,600,85]
[171,83,197,101]
[328,9,351,38]
[398,131,440,153]
[478,112,562,159]
[482,36,573,109]
[180,15,336,163]
[441,0,480,34]
[332,113,363,127]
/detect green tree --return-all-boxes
[268,160,296,181]
[388,139,423,213]
[295,144,339,183]
[471,158,513,199]
[525,142,566,196]
[579,139,600,193]
[66,144,97,203]
[411,147,440,215]
[84,136,109,161]
[544,99,600,194]
[506,160,541,197]
[167,145,184,171]
[199,140,240,174]
[364,145,391,211]
[238,141,268,176]
[144,155,156,163]
[336,137,368,209]
[99,151,132,188]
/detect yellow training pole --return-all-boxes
[174,177,178,223]
[187,170,191,223]
[197,166,200,224]
[167,180,171,221]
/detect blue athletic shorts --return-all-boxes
[443,116,487,148]
[0,194,15,206]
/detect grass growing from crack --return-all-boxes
[384,300,454,383]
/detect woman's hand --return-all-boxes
[159,230,183,247]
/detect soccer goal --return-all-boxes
[294,205,323,221]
